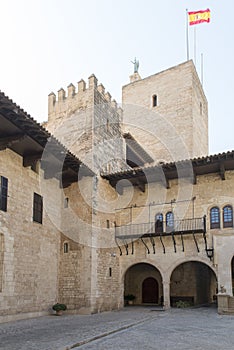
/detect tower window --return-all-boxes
[210,207,220,229]
[0,176,8,212]
[106,119,110,132]
[64,197,69,208]
[107,220,110,228]
[33,193,43,224]
[64,242,69,253]
[152,95,157,107]
[200,102,203,115]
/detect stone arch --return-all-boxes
[170,259,218,307]
[124,262,163,305]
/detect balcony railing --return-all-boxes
[115,217,206,240]
[115,216,208,256]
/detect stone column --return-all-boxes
[163,279,171,309]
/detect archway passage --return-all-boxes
[124,263,162,305]
[142,277,158,303]
[170,261,217,307]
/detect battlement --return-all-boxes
[48,74,120,118]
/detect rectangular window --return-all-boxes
[33,193,43,224]
[0,176,8,212]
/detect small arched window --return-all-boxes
[210,207,220,229]
[152,94,157,107]
[166,212,174,232]
[223,205,233,228]
[64,242,69,253]
[155,213,163,233]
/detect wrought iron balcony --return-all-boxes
[115,217,206,239]
[115,216,208,256]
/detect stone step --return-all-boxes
[222,308,234,315]
[228,298,234,308]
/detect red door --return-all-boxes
[142,277,158,303]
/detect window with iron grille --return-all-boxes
[223,205,233,228]
[210,207,220,229]
[33,193,43,224]
[0,176,8,212]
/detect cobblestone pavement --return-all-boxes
[0,306,234,350]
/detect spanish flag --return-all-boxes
[188,9,211,26]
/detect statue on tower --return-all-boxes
[131,57,139,73]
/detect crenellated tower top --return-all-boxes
[46,74,124,173]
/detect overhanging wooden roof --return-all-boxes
[123,132,154,166]
[0,91,93,187]
[102,151,234,193]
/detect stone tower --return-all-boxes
[122,60,208,163]
[46,74,125,174]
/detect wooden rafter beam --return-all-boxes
[23,152,43,167]
[0,133,25,150]
[220,162,225,180]
[161,167,170,189]
[136,181,145,192]
[193,168,197,184]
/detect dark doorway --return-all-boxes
[170,261,217,306]
[142,277,158,303]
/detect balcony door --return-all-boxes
[142,277,158,303]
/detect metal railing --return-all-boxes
[115,217,206,239]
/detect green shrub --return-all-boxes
[52,303,67,311]
[175,300,191,308]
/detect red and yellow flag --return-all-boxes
[188,9,211,26]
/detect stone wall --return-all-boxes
[0,149,62,322]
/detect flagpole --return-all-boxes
[201,53,204,85]
[186,9,189,60]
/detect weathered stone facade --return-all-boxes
[0,60,234,322]
[0,149,61,322]
[122,60,208,162]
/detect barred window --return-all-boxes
[0,176,8,212]
[33,193,43,224]
[223,205,233,228]
[210,207,220,229]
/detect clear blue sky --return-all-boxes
[0,0,233,154]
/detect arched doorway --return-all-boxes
[142,277,158,303]
[124,263,162,305]
[170,261,217,307]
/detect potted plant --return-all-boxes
[124,294,136,305]
[52,303,67,316]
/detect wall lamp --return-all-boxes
[205,248,214,260]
